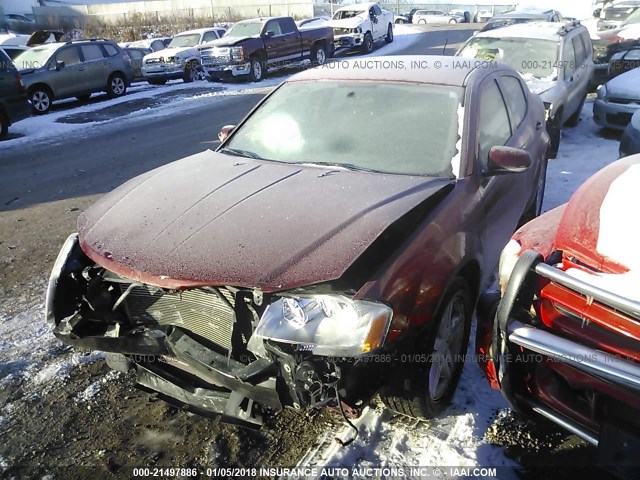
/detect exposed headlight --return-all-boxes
[230,46,244,61]
[354,27,362,34]
[166,56,180,64]
[597,84,607,100]
[254,295,393,357]
[498,239,522,293]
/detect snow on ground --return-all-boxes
[75,370,121,403]
[0,25,421,152]
[296,98,622,474]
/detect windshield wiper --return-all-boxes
[297,161,378,173]
[220,148,265,160]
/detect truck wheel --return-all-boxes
[29,86,53,114]
[385,24,394,44]
[565,94,586,127]
[249,55,264,82]
[107,74,127,98]
[312,44,327,66]
[380,278,472,419]
[449,19,458,24]
[361,32,374,54]
[183,60,202,83]
[395,19,405,24]
[418,19,426,25]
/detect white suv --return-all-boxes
[458,21,594,158]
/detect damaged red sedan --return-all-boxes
[477,155,640,472]
[46,56,548,427]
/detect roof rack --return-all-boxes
[64,38,111,44]
[557,20,581,35]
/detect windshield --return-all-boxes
[459,37,559,79]
[333,9,366,20]
[168,33,200,48]
[223,81,463,177]
[224,22,263,37]
[13,44,57,70]
[623,7,640,24]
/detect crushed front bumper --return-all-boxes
[334,34,364,49]
[593,98,640,131]
[489,250,640,466]
[203,61,252,79]
[142,64,184,81]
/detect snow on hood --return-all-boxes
[605,67,640,99]
[144,46,197,59]
[328,11,368,29]
[77,150,452,291]
[619,24,640,40]
[522,75,557,96]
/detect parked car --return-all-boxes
[594,67,640,129]
[45,55,548,427]
[0,45,28,60]
[475,11,494,23]
[608,45,640,76]
[479,10,561,33]
[14,39,134,114]
[457,21,594,158]
[124,47,152,82]
[412,10,463,25]
[476,155,640,472]
[0,48,30,138]
[394,8,418,24]
[597,1,640,31]
[297,16,330,29]
[141,28,225,85]
[450,10,472,23]
[201,16,334,81]
[620,110,640,156]
[129,37,171,52]
[328,3,393,53]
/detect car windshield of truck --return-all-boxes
[224,22,263,37]
[168,34,201,48]
[459,37,559,79]
[223,81,464,177]
[333,9,366,20]
[12,43,57,70]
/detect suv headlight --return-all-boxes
[254,295,392,357]
[166,56,180,65]
[597,84,607,100]
[498,239,522,293]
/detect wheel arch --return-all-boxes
[28,82,55,99]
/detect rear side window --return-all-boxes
[279,18,297,34]
[56,46,81,66]
[562,39,576,78]
[499,76,527,130]
[128,49,143,59]
[81,44,105,61]
[103,44,119,57]
[478,79,512,168]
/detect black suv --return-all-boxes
[0,49,30,138]
[13,39,135,114]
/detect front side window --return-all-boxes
[499,76,528,130]
[56,46,81,66]
[103,44,118,56]
[264,20,283,36]
[478,79,512,168]
[224,81,464,177]
[202,31,220,43]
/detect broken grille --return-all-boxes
[119,284,236,351]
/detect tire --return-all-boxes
[183,60,203,83]
[107,74,127,98]
[449,19,458,24]
[418,19,426,25]
[148,79,167,86]
[565,94,587,127]
[76,94,91,102]
[0,112,8,139]
[29,86,52,114]
[395,19,405,24]
[385,24,394,44]
[249,55,265,82]
[311,44,327,66]
[546,109,562,159]
[361,32,374,54]
[381,278,472,419]
[520,154,548,226]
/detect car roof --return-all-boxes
[490,12,551,20]
[288,55,509,86]
[335,2,377,11]
[176,28,219,35]
[473,21,582,40]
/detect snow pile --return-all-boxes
[75,370,121,403]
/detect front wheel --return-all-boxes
[249,55,264,82]
[30,87,52,114]
[381,278,472,419]
[361,32,374,54]
[449,19,458,24]
[107,74,127,98]
[0,113,8,138]
[183,60,203,83]
[385,24,394,44]
[418,19,426,25]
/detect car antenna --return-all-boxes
[443,39,448,55]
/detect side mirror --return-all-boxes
[218,124,236,143]
[56,60,65,70]
[265,30,275,38]
[486,146,531,175]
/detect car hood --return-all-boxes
[327,16,367,29]
[605,67,640,99]
[517,155,640,274]
[144,46,196,59]
[201,36,253,48]
[78,150,452,292]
